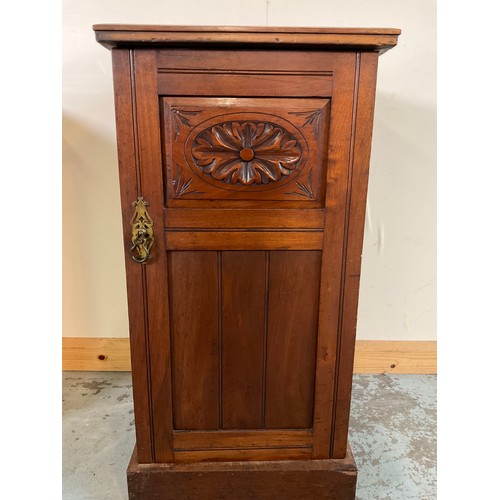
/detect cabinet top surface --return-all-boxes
[93,24,400,53]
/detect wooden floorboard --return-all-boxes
[62,338,436,374]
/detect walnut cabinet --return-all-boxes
[94,25,399,499]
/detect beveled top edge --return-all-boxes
[93,25,400,53]
[93,24,401,35]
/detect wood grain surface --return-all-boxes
[264,251,321,429]
[311,51,357,459]
[165,209,325,229]
[110,49,153,464]
[94,25,400,54]
[95,25,401,474]
[172,430,313,450]
[132,49,175,462]
[63,338,436,374]
[165,231,323,250]
[168,252,219,430]
[221,251,266,429]
[331,52,379,459]
[127,444,357,499]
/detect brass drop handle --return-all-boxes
[130,197,154,264]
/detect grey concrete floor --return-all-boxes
[63,373,436,499]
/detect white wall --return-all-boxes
[62,0,436,340]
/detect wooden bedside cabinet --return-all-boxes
[94,24,399,499]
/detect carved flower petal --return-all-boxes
[244,122,260,147]
[193,156,215,168]
[237,161,257,185]
[278,163,294,175]
[252,122,267,141]
[258,157,300,178]
[251,125,281,149]
[194,133,214,148]
[232,122,251,148]
[211,125,240,151]
[254,131,286,153]
[250,122,273,144]
[281,139,298,150]
[231,122,244,143]
[211,159,244,183]
[253,169,263,184]
[192,144,235,168]
[253,158,280,183]
[266,153,302,163]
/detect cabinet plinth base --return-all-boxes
[127,444,357,499]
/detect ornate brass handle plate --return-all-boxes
[130,197,154,264]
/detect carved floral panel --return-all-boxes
[162,98,330,205]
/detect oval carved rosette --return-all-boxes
[185,113,308,191]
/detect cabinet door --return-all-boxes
[112,47,367,463]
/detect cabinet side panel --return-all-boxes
[132,49,174,462]
[331,52,379,458]
[111,48,153,463]
[169,251,219,430]
[312,53,357,458]
[221,251,266,429]
[265,251,321,429]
